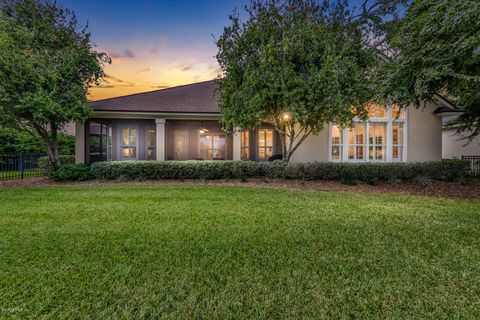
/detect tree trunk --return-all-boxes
[48,122,61,170]
[274,123,312,163]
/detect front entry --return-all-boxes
[174,130,189,160]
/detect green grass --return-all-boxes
[1,185,479,319]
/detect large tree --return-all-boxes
[372,0,480,141]
[216,0,383,161]
[0,0,110,169]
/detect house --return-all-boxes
[442,115,480,159]
[75,80,458,164]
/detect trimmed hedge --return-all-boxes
[51,164,93,181]
[38,155,75,177]
[90,159,469,182]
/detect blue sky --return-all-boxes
[57,0,367,100]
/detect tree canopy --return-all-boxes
[0,0,110,168]
[373,0,480,140]
[216,0,383,161]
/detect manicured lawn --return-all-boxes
[0,185,479,319]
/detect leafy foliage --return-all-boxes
[38,155,75,176]
[51,163,93,181]
[89,159,468,182]
[216,0,382,161]
[0,126,74,154]
[373,0,480,140]
[0,0,109,169]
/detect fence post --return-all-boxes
[19,152,25,179]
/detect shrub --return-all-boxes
[414,175,433,187]
[51,164,93,181]
[38,155,75,176]
[88,159,469,183]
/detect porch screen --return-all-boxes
[199,134,225,160]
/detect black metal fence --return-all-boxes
[462,155,480,173]
[0,153,45,181]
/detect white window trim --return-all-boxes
[328,106,408,162]
[117,125,139,160]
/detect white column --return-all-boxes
[232,129,241,161]
[155,118,166,161]
[75,122,86,164]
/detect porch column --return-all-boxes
[75,121,86,164]
[155,118,166,161]
[233,129,241,160]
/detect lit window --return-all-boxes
[331,125,342,161]
[392,104,405,119]
[146,128,156,160]
[367,102,387,118]
[200,134,225,160]
[392,124,404,161]
[240,130,249,160]
[368,124,386,161]
[257,129,273,160]
[121,127,137,160]
[348,123,366,161]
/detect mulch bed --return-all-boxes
[0,177,479,199]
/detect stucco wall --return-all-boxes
[288,125,329,163]
[442,128,480,158]
[406,102,443,162]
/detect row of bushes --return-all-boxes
[78,159,468,182]
[38,156,470,183]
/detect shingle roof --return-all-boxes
[90,80,219,114]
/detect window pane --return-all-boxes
[147,129,156,147]
[241,131,249,148]
[129,129,137,145]
[392,104,405,119]
[122,147,130,158]
[258,148,265,160]
[266,147,273,159]
[332,125,341,144]
[356,124,364,144]
[356,146,364,160]
[348,146,354,159]
[375,126,384,144]
[332,146,341,160]
[258,130,266,147]
[130,147,136,158]
[392,146,403,161]
[369,146,374,160]
[376,146,383,160]
[348,128,354,144]
[367,102,387,118]
[392,124,404,145]
[147,147,155,160]
[122,129,129,145]
[200,136,210,149]
[265,130,273,146]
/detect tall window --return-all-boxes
[146,128,156,160]
[369,124,386,161]
[241,130,250,160]
[330,104,406,162]
[331,125,342,161]
[348,123,366,160]
[257,129,273,160]
[200,134,225,160]
[121,127,137,160]
[392,124,404,161]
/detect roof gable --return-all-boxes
[90,80,219,114]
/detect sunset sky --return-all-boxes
[57,0,366,101]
